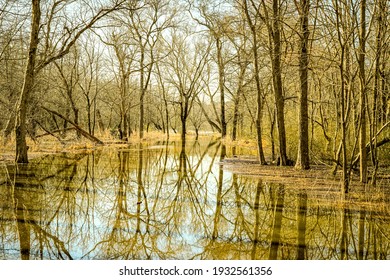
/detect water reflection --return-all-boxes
[13,165,32,260]
[296,191,307,260]
[269,185,285,260]
[0,139,389,260]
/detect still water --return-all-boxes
[1,139,389,260]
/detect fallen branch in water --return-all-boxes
[42,106,104,145]
[35,127,75,139]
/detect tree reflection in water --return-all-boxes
[269,184,285,260]
[0,139,389,259]
[296,191,308,260]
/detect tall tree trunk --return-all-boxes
[243,0,267,165]
[232,99,240,141]
[15,0,41,163]
[87,98,92,135]
[296,0,310,170]
[272,0,288,166]
[335,1,349,193]
[216,37,227,138]
[120,61,128,140]
[232,52,246,141]
[372,0,382,170]
[359,0,367,183]
[378,0,388,126]
[181,100,187,143]
[139,47,145,139]
[156,63,170,139]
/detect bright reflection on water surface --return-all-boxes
[0,139,389,260]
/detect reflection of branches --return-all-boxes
[85,147,166,260]
[151,141,170,215]
[231,175,253,241]
[185,139,219,185]
[269,185,285,260]
[296,192,307,260]
[147,139,222,258]
[44,163,77,235]
[186,141,220,229]
[251,180,262,259]
[211,144,226,239]
[38,153,89,230]
[11,163,74,260]
[30,221,73,260]
[340,208,350,259]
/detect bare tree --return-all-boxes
[126,0,176,139]
[53,48,81,138]
[294,0,310,170]
[14,0,127,163]
[242,0,267,165]
[259,0,289,165]
[101,31,136,140]
[189,0,230,139]
[77,36,105,136]
[14,0,40,163]
[0,1,28,141]
[358,0,367,183]
[166,31,210,141]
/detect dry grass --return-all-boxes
[0,130,221,162]
[0,132,99,163]
[222,137,260,149]
[222,156,390,212]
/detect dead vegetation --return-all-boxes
[222,155,390,213]
[0,131,219,163]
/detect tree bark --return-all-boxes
[181,116,186,143]
[295,0,310,170]
[335,1,350,193]
[243,0,267,165]
[272,0,288,166]
[358,0,367,183]
[15,0,41,163]
[216,37,227,138]
[232,51,246,141]
[139,47,145,139]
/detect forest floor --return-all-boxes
[221,154,390,213]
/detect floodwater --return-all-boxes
[0,139,389,260]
